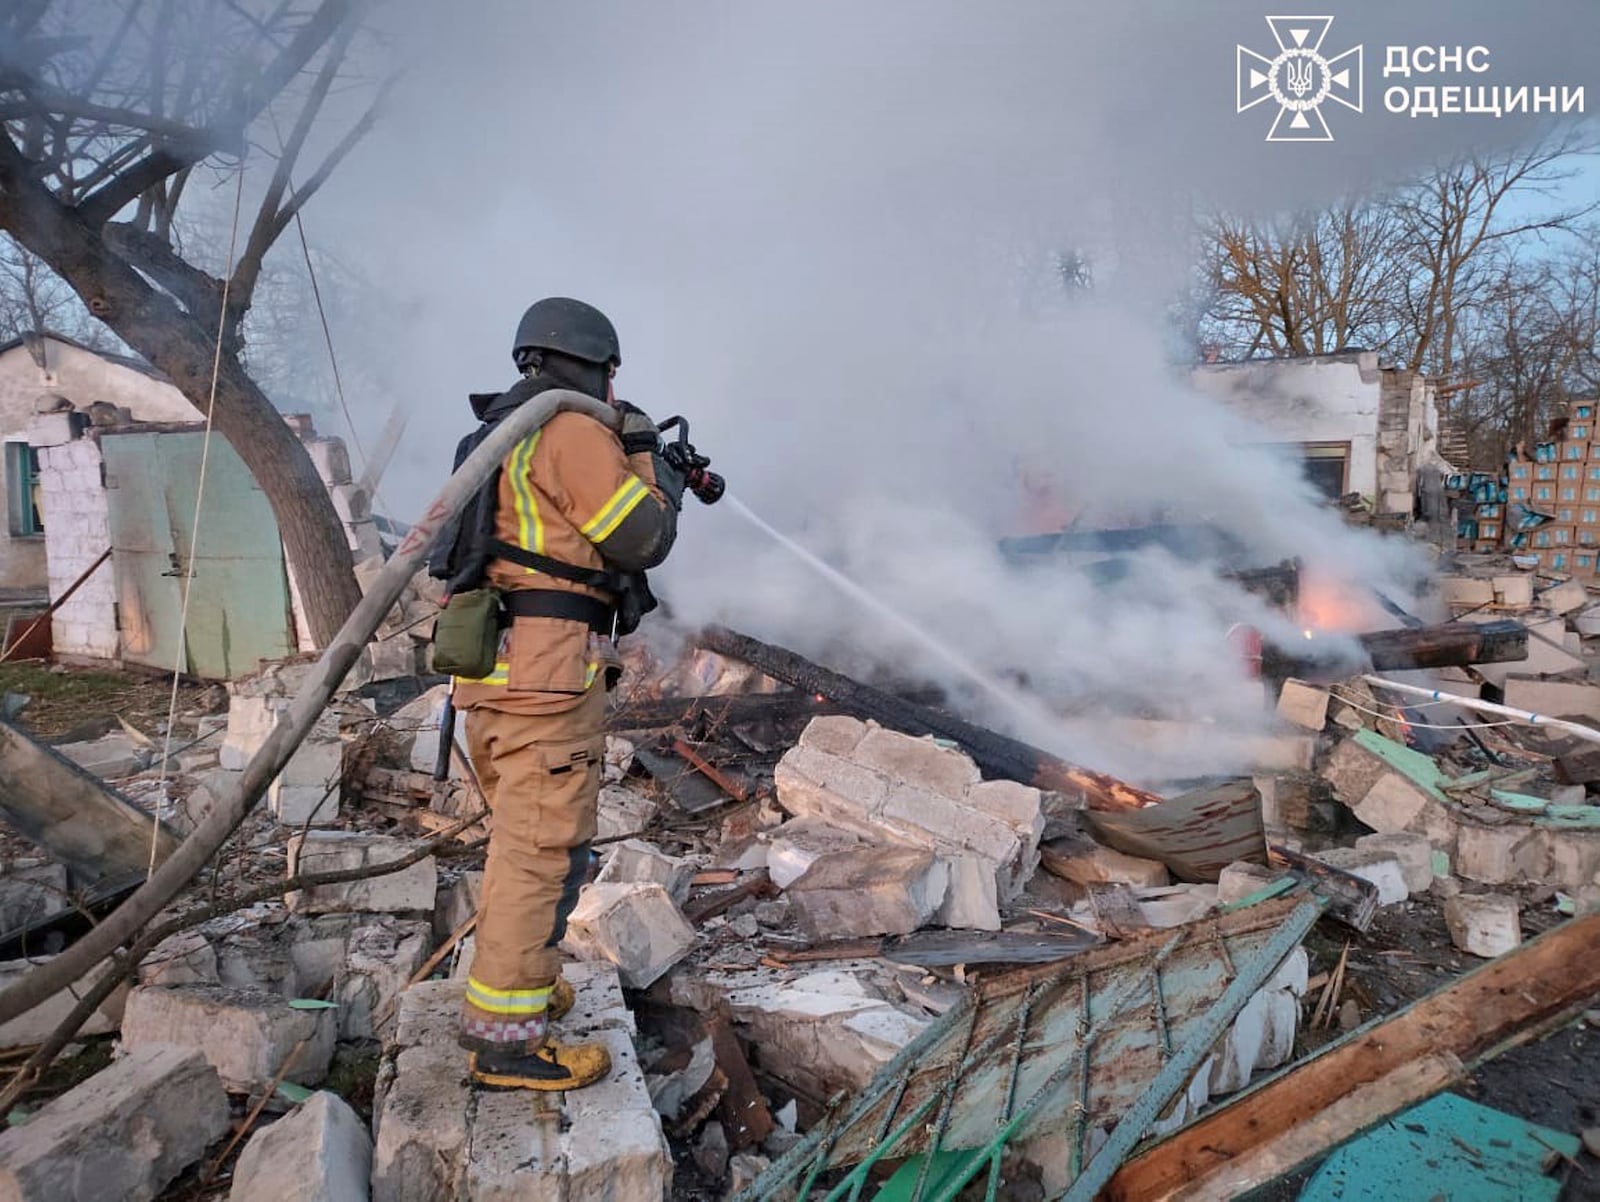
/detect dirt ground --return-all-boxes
[0,660,223,743]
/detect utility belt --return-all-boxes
[499,588,615,633]
[431,539,654,679]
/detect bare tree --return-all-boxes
[1196,201,1405,358]
[0,239,111,345]
[0,0,386,643]
[1389,132,1600,379]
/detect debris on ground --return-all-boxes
[0,547,1598,1201]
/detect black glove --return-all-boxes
[615,401,661,456]
[652,452,687,510]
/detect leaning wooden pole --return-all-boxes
[1103,912,1600,1201]
[0,390,616,1027]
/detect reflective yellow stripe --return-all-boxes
[580,476,650,543]
[465,978,551,1015]
[584,661,598,689]
[454,660,509,687]
[508,432,544,574]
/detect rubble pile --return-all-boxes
[2,560,1599,1200]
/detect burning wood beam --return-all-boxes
[694,625,1160,811]
[1265,618,1528,679]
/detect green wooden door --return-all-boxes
[102,432,293,680]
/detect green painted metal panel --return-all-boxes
[102,433,186,673]
[102,432,292,680]
[1300,1093,1579,1202]
[155,433,292,679]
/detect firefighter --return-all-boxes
[448,297,683,1090]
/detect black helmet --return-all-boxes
[512,297,621,369]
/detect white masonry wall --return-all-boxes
[35,437,118,659]
[1191,353,1383,502]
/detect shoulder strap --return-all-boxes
[485,538,621,593]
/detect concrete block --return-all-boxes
[1277,679,1330,731]
[787,847,948,940]
[1475,638,1588,688]
[1443,893,1522,957]
[25,410,77,448]
[1355,832,1435,893]
[1455,822,1531,886]
[1492,574,1534,609]
[54,730,142,778]
[932,853,1001,930]
[1438,577,1495,607]
[562,882,696,989]
[370,1045,471,1202]
[0,956,127,1049]
[1322,738,1391,808]
[774,745,891,828]
[881,783,1024,875]
[1352,771,1435,835]
[1541,578,1590,615]
[1501,677,1600,725]
[1042,837,1170,888]
[964,778,1046,839]
[229,1090,372,1202]
[597,785,659,841]
[1137,883,1218,928]
[306,438,352,487]
[338,919,433,1041]
[285,832,437,915]
[1312,847,1409,905]
[221,694,282,771]
[0,1044,228,1202]
[138,930,221,987]
[595,839,694,903]
[392,683,452,775]
[796,714,868,758]
[690,970,929,1099]
[1216,860,1285,904]
[849,727,980,801]
[765,820,866,890]
[120,982,337,1092]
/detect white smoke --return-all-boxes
[299,2,1597,783]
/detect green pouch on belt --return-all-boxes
[431,588,503,679]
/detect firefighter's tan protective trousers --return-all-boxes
[458,684,605,1043]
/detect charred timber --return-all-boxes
[694,625,1159,811]
[1263,618,1527,680]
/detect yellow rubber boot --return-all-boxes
[469,1040,612,1092]
[547,976,576,1022]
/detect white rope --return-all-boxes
[1361,674,1600,747]
[149,162,249,877]
[1326,686,1523,731]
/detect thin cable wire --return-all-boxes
[150,163,248,877]
[1327,686,1522,731]
[268,109,398,531]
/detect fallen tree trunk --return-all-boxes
[0,391,617,1029]
[1103,912,1600,1201]
[695,626,1161,811]
[0,720,180,885]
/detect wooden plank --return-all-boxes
[1104,913,1600,1201]
[1180,1055,1462,1202]
[0,717,179,884]
[706,1014,776,1150]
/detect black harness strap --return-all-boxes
[501,588,615,633]
[486,538,620,593]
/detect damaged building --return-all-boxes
[1192,350,1457,523]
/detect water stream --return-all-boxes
[722,492,1069,750]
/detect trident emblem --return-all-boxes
[1237,17,1363,142]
